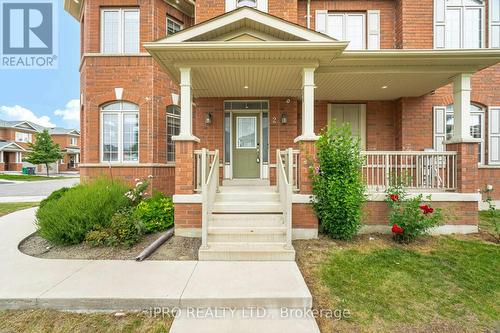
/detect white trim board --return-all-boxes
[173,194,202,204]
[293,192,481,203]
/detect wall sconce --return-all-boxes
[205,112,213,125]
[281,113,288,125]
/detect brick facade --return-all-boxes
[71,0,500,234]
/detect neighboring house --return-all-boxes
[64,0,500,259]
[0,120,80,173]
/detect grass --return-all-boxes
[0,202,39,217]
[0,309,173,333]
[295,235,500,333]
[0,174,68,181]
[479,209,500,239]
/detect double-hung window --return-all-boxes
[167,16,183,35]
[326,13,366,50]
[70,137,78,146]
[101,8,140,54]
[434,0,484,49]
[101,102,139,163]
[15,132,32,143]
[491,0,500,47]
[166,105,180,163]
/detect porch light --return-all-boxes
[205,112,213,125]
[244,85,249,89]
[381,86,388,89]
[281,113,288,125]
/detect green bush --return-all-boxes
[85,208,142,247]
[39,187,73,209]
[36,178,132,245]
[134,193,174,233]
[386,181,444,243]
[310,123,366,240]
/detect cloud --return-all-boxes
[0,105,55,128]
[54,99,80,127]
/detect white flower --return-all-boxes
[135,182,143,187]
[487,184,493,191]
[135,178,140,182]
[148,175,154,179]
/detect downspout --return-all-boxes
[306,0,311,29]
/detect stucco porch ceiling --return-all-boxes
[145,7,500,100]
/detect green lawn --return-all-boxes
[0,309,172,333]
[0,202,39,217]
[0,174,68,181]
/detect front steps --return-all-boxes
[199,185,295,261]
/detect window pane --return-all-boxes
[103,11,120,53]
[167,114,180,162]
[167,105,181,116]
[262,112,268,163]
[224,112,231,163]
[122,114,139,161]
[446,114,454,140]
[445,8,461,48]
[327,14,344,41]
[345,14,365,50]
[103,114,119,161]
[464,8,481,48]
[102,102,121,111]
[167,18,182,35]
[122,102,139,111]
[493,0,500,21]
[236,117,257,148]
[123,11,140,53]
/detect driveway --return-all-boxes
[0,178,80,202]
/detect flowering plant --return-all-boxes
[385,180,444,243]
[124,175,153,205]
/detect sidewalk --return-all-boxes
[0,208,319,332]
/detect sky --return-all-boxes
[0,3,81,129]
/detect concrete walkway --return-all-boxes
[0,208,319,332]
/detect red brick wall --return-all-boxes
[174,203,202,229]
[394,0,433,49]
[195,0,225,23]
[292,203,318,229]
[363,201,478,226]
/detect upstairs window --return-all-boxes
[15,132,32,143]
[70,137,78,146]
[434,0,484,49]
[101,102,139,163]
[167,16,183,35]
[166,105,180,163]
[327,13,366,50]
[490,0,500,47]
[101,8,140,54]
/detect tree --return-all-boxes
[24,130,63,177]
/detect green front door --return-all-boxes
[233,113,260,178]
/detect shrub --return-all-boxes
[310,123,366,240]
[134,193,174,234]
[85,208,143,247]
[39,186,73,209]
[36,178,131,245]
[386,181,444,243]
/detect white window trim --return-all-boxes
[100,8,140,54]
[326,12,367,50]
[100,108,140,164]
[15,132,32,143]
[166,107,181,163]
[70,137,78,146]
[488,106,500,165]
[490,0,500,48]
[434,0,485,49]
[166,16,183,35]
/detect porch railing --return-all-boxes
[362,151,457,192]
[276,149,293,249]
[196,148,219,248]
[278,148,300,192]
[194,149,218,193]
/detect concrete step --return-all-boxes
[222,179,270,186]
[207,226,287,243]
[218,185,277,193]
[169,308,321,333]
[215,191,280,203]
[199,242,295,261]
[212,202,282,213]
[210,214,284,227]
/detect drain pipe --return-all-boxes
[135,227,174,261]
[306,0,311,29]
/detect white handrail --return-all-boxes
[200,148,219,248]
[278,149,300,192]
[362,151,458,192]
[276,148,293,249]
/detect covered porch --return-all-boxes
[0,142,26,172]
[145,7,500,254]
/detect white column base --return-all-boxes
[172,134,200,142]
[293,135,319,143]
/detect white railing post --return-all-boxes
[201,148,208,248]
[287,148,293,184]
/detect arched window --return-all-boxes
[166,105,180,163]
[237,0,257,8]
[444,103,485,163]
[101,101,139,163]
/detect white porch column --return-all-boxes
[295,67,318,142]
[174,67,199,142]
[451,73,473,142]
[0,151,3,163]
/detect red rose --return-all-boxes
[419,204,433,214]
[391,224,404,234]
[390,194,399,202]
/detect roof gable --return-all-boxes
[157,7,336,43]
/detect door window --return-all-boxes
[236,117,257,148]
